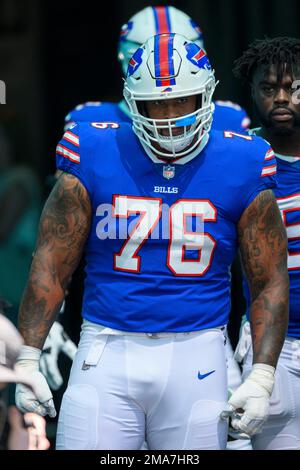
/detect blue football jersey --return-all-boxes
[276,157,300,338]
[213,100,250,133]
[64,99,250,133]
[56,124,276,333]
[64,101,132,130]
[243,145,300,338]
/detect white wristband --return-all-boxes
[252,363,275,375]
[250,363,275,395]
[18,345,42,362]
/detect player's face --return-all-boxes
[252,64,300,135]
[145,96,197,136]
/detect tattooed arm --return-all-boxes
[238,189,289,367]
[19,172,92,349]
[223,190,289,437]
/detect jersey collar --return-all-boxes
[249,127,300,162]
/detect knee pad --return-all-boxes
[184,400,228,450]
[56,384,99,450]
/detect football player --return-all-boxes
[15,34,288,450]
[64,5,247,420]
[65,5,250,134]
[234,37,300,450]
[61,7,250,449]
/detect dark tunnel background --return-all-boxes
[1,0,300,179]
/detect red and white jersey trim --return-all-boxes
[63,131,79,147]
[264,149,275,161]
[261,164,277,177]
[56,144,80,164]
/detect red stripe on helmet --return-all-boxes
[155,6,170,33]
[158,34,172,86]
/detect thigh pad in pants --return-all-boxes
[56,384,99,450]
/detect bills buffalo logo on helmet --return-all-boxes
[189,19,204,42]
[119,21,133,42]
[127,47,144,77]
[185,43,212,70]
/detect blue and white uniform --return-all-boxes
[56,124,275,450]
[238,129,300,450]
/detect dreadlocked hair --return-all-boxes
[233,37,300,83]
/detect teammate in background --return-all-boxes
[15,34,288,450]
[65,5,250,134]
[234,37,300,450]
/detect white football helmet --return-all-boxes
[118,6,204,76]
[123,33,216,160]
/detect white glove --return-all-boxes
[40,321,77,391]
[15,346,57,418]
[221,363,275,437]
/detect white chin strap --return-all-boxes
[158,129,195,153]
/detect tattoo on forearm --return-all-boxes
[238,190,289,367]
[19,173,91,348]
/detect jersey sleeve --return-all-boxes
[64,107,79,130]
[214,100,251,133]
[237,106,251,133]
[244,144,277,210]
[64,118,76,131]
[240,112,251,132]
[55,124,93,196]
[64,101,102,130]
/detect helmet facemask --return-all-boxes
[126,82,215,159]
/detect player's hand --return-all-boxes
[40,321,77,391]
[7,408,50,450]
[221,364,275,437]
[24,412,50,450]
[7,407,30,450]
[15,346,56,418]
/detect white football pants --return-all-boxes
[224,328,253,451]
[237,322,300,450]
[224,327,243,392]
[56,321,228,450]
